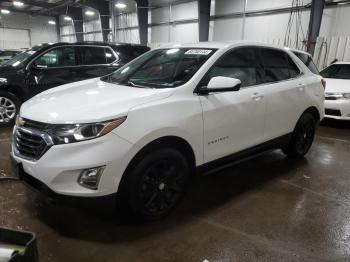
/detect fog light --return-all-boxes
[78,166,105,190]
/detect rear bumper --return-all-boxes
[324,99,350,120]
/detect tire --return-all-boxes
[282,112,316,158]
[118,148,189,221]
[0,91,20,127]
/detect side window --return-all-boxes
[259,48,291,83]
[81,46,110,65]
[287,56,301,78]
[204,47,258,88]
[104,48,117,63]
[35,47,76,67]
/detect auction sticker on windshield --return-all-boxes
[185,49,212,55]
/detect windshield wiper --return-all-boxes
[127,81,151,88]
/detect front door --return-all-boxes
[26,46,79,95]
[199,47,267,163]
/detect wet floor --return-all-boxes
[1,120,350,262]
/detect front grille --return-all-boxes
[325,93,342,100]
[13,127,52,161]
[325,96,340,100]
[325,108,342,116]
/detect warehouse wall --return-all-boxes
[114,1,198,45]
[113,0,350,50]
[0,12,57,49]
[83,8,103,42]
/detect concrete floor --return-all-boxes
[1,120,350,262]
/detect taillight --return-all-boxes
[321,79,326,90]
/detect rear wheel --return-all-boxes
[118,148,189,221]
[0,91,20,126]
[282,112,316,158]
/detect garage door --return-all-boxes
[0,27,30,49]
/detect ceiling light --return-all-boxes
[64,16,72,21]
[13,1,24,7]
[1,9,10,14]
[85,10,95,16]
[115,3,127,9]
[48,20,56,25]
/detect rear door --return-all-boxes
[199,47,267,163]
[27,46,80,94]
[258,48,306,141]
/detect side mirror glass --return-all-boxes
[198,76,241,94]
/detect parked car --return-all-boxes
[289,48,319,75]
[11,42,324,220]
[0,42,150,126]
[0,49,22,64]
[320,62,350,120]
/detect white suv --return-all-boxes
[11,42,324,220]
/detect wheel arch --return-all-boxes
[0,85,24,101]
[303,106,321,122]
[118,136,197,190]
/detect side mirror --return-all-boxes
[198,76,241,95]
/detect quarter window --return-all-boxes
[35,47,76,67]
[204,47,258,88]
[293,52,319,74]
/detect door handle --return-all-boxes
[251,92,264,101]
[298,83,305,91]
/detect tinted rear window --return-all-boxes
[259,48,299,83]
[81,46,113,65]
[320,64,350,79]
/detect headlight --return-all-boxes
[343,93,350,99]
[0,78,7,84]
[48,116,127,144]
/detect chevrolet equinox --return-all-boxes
[11,42,325,220]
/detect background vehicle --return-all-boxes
[0,49,22,64]
[0,42,150,126]
[12,42,324,221]
[320,62,350,120]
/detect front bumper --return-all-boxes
[324,99,350,120]
[11,132,135,197]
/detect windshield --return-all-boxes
[320,64,350,80]
[103,48,217,88]
[3,45,46,67]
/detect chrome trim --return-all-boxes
[26,45,119,70]
[12,125,54,162]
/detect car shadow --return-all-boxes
[25,149,309,244]
[321,118,350,129]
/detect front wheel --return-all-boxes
[118,148,189,221]
[0,91,20,127]
[282,113,316,158]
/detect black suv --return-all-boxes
[0,42,150,126]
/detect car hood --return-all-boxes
[324,78,350,93]
[20,78,175,124]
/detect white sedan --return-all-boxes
[321,62,350,120]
